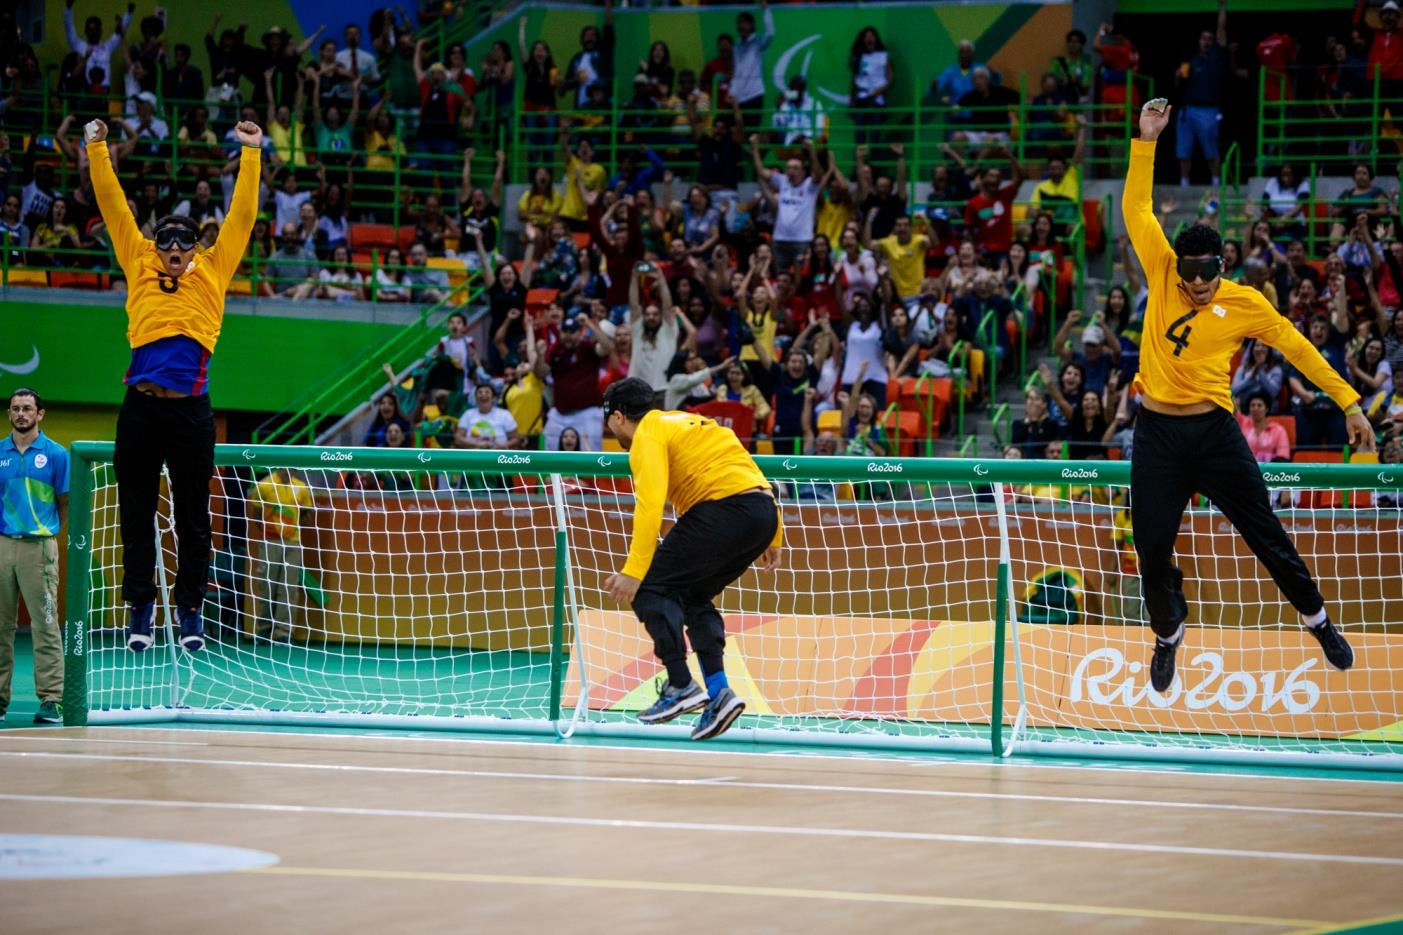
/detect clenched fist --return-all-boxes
[84,119,108,144]
[233,121,263,148]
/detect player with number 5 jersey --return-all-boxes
[85,116,264,656]
[1123,99,1373,694]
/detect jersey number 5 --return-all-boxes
[1164,310,1197,356]
[157,273,179,294]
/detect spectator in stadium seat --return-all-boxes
[838,227,879,309]
[856,143,907,242]
[628,265,687,393]
[953,68,1020,156]
[0,194,28,263]
[772,75,827,148]
[1241,391,1291,463]
[309,74,361,170]
[562,0,615,108]
[691,100,746,192]
[1038,360,1085,429]
[677,186,723,257]
[1067,389,1112,460]
[934,40,983,111]
[1337,211,1384,273]
[413,192,458,258]
[1052,29,1094,102]
[1350,336,1394,417]
[1030,116,1087,232]
[455,383,520,450]
[1356,0,1403,101]
[882,306,920,378]
[769,341,819,452]
[536,315,613,451]
[247,24,323,110]
[1054,310,1121,394]
[164,43,205,104]
[1174,0,1230,187]
[716,358,772,429]
[849,26,892,146]
[840,297,887,407]
[364,392,412,446]
[267,223,319,299]
[336,23,381,89]
[405,241,449,304]
[173,179,225,226]
[1012,386,1060,459]
[63,0,131,94]
[518,167,564,230]
[838,377,887,456]
[872,214,930,303]
[29,199,81,268]
[1261,164,1311,242]
[413,53,466,186]
[316,244,365,301]
[953,270,1018,375]
[1232,340,1286,413]
[1025,73,1074,157]
[128,91,169,157]
[525,220,580,291]
[307,38,353,113]
[752,136,822,275]
[1334,163,1390,228]
[1289,314,1352,447]
[197,221,219,251]
[964,155,1024,265]
[559,128,607,233]
[729,0,774,128]
[374,246,411,303]
[204,15,244,93]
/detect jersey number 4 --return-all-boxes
[1164,310,1197,356]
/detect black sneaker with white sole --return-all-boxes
[1150,633,1181,693]
[127,602,154,652]
[690,687,745,741]
[1305,615,1354,671]
[177,606,206,653]
[637,678,708,725]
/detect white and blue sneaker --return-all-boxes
[690,687,745,741]
[177,607,206,653]
[127,602,155,652]
[637,678,708,725]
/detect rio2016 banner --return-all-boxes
[573,611,1403,744]
[463,2,1072,109]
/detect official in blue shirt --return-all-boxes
[0,388,68,724]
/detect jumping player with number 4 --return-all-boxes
[85,117,263,654]
[601,377,783,740]
[1125,99,1373,693]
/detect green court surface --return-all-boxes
[8,631,1403,787]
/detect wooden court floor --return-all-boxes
[2,726,1402,935]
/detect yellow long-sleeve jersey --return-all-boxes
[622,410,783,580]
[1123,139,1358,413]
[88,139,260,355]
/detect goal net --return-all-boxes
[63,442,1403,768]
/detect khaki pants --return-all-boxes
[0,536,62,711]
[255,540,302,639]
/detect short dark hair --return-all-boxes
[1067,29,1087,44]
[737,12,755,26]
[174,42,191,57]
[154,214,201,239]
[602,377,659,423]
[9,387,41,410]
[448,311,467,324]
[1173,223,1223,259]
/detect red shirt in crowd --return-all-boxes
[548,337,605,413]
[964,182,1018,254]
[589,202,643,307]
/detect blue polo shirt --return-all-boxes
[0,431,69,538]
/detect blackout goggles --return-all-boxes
[1176,256,1223,284]
[154,226,198,251]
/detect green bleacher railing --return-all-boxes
[1255,63,1402,177]
[252,275,487,445]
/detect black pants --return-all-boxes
[114,387,217,611]
[631,491,779,686]
[1131,407,1324,640]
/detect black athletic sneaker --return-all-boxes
[127,602,155,652]
[691,687,745,741]
[1306,616,1354,671]
[1150,633,1181,693]
[637,678,708,725]
[177,607,206,653]
[34,700,61,724]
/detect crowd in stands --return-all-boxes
[2,1,1402,470]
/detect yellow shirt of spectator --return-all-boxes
[365,128,405,171]
[877,232,929,300]
[518,187,565,228]
[816,196,853,249]
[267,119,307,167]
[505,372,546,437]
[1122,139,1357,413]
[560,155,606,223]
[251,470,313,544]
[622,410,782,580]
[87,139,260,356]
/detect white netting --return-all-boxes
[78,453,1403,761]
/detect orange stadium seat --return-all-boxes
[880,409,922,457]
[49,270,104,289]
[4,269,49,287]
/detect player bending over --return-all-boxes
[86,117,264,653]
[1125,99,1372,692]
[602,377,782,740]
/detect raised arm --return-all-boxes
[459,147,476,203]
[413,38,427,84]
[84,122,144,272]
[1123,101,1176,278]
[749,135,775,197]
[491,150,506,207]
[209,123,264,284]
[1216,0,1229,48]
[517,16,530,63]
[64,3,85,53]
[806,138,823,183]
[758,2,775,51]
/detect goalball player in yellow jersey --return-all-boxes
[84,117,264,654]
[1126,100,1373,692]
[601,377,783,740]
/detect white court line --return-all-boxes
[3,750,1401,821]
[0,733,208,746]
[3,792,1401,868]
[72,725,1403,788]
